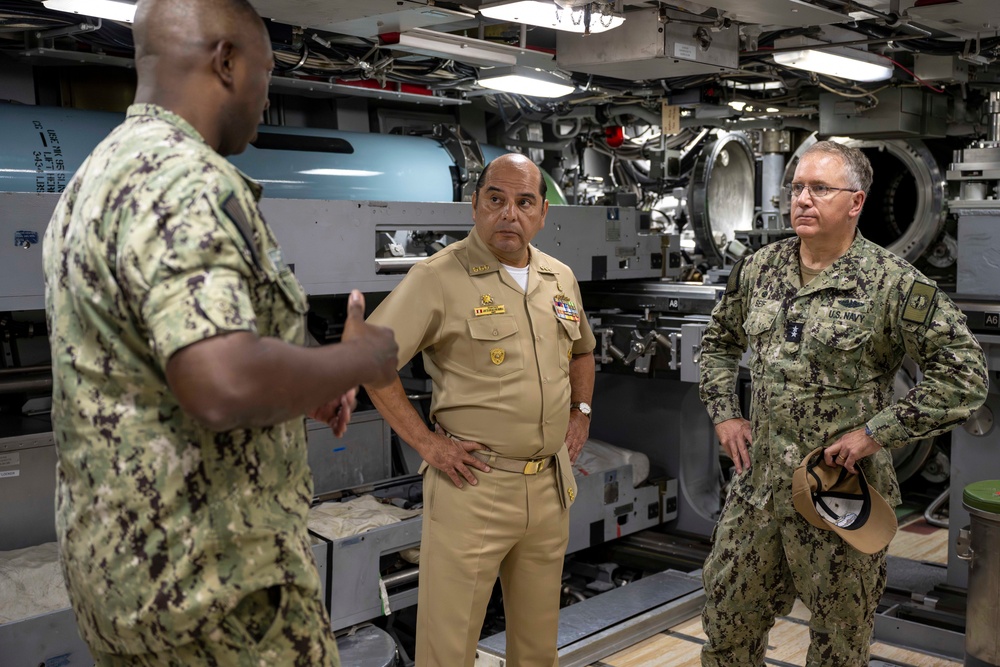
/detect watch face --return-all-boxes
[577,403,591,415]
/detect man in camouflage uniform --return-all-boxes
[698,141,988,666]
[42,1,397,665]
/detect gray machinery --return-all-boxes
[3,1,1000,661]
[0,105,680,667]
[576,94,1000,662]
[948,90,1000,591]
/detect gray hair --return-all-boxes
[801,141,873,194]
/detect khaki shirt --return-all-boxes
[43,104,318,654]
[700,233,988,518]
[368,227,596,458]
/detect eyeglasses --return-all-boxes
[784,183,858,200]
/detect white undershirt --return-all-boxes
[501,263,529,291]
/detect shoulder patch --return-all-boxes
[725,257,745,296]
[902,280,938,325]
[221,193,263,271]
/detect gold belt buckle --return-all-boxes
[523,458,545,475]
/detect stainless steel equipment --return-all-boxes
[959,481,1000,667]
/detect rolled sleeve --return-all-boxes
[367,261,444,369]
[571,280,597,355]
[143,267,257,369]
[119,187,259,371]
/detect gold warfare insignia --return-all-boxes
[903,281,938,324]
[481,294,494,306]
[471,264,490,273]
[490,347,505,365]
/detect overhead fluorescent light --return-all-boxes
[478,65,575,98]
[382,29,517,67]
[772,37,892,82]
[42,0,136,23]
[480,0,625,34]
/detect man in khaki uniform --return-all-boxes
[42,1,397,665]
[366,153,596,667]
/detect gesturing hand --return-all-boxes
[308,388,357,438]
[341,290,398,388]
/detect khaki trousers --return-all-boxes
[416,463,570,667]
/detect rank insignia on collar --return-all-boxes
[481,294,494,306]
[785,321,804,343]
[568,487,575,502]
[471,264,490,273]
[490,347,505,365]
[553,297,580,322]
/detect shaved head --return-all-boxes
[134,0,265,69]
[132,0,274,156]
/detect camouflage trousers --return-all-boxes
[701,492,887,667]
[91,585,340,667]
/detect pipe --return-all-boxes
[0,365,51,377]
[382,567,419,589]
[607,105,661,127]
[0,375,52,395]
[722,118,820,132]
[743,34,926,57]
[989,91,1000,144]
[501,134,576,151]
[923,486,950,528]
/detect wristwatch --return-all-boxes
[571,402,592,418]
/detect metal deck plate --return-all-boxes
[477,569,703,666]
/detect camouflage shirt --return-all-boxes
[42,104,318,654]
[700,232,988,517]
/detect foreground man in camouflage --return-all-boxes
[698,141,987,666]
[42,0,396,664]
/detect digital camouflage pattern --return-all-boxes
[698,232,987,665]
[701,494,886,666]
[700,232,987,517]
[43,104,332,659]
[90,585,338,667]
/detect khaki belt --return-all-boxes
[472,450,553,475]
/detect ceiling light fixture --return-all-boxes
[479,1,625,34]
[382,29,518,67]
[772,37,893,82]
[477,65,575,98]
[42,0,136,23]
